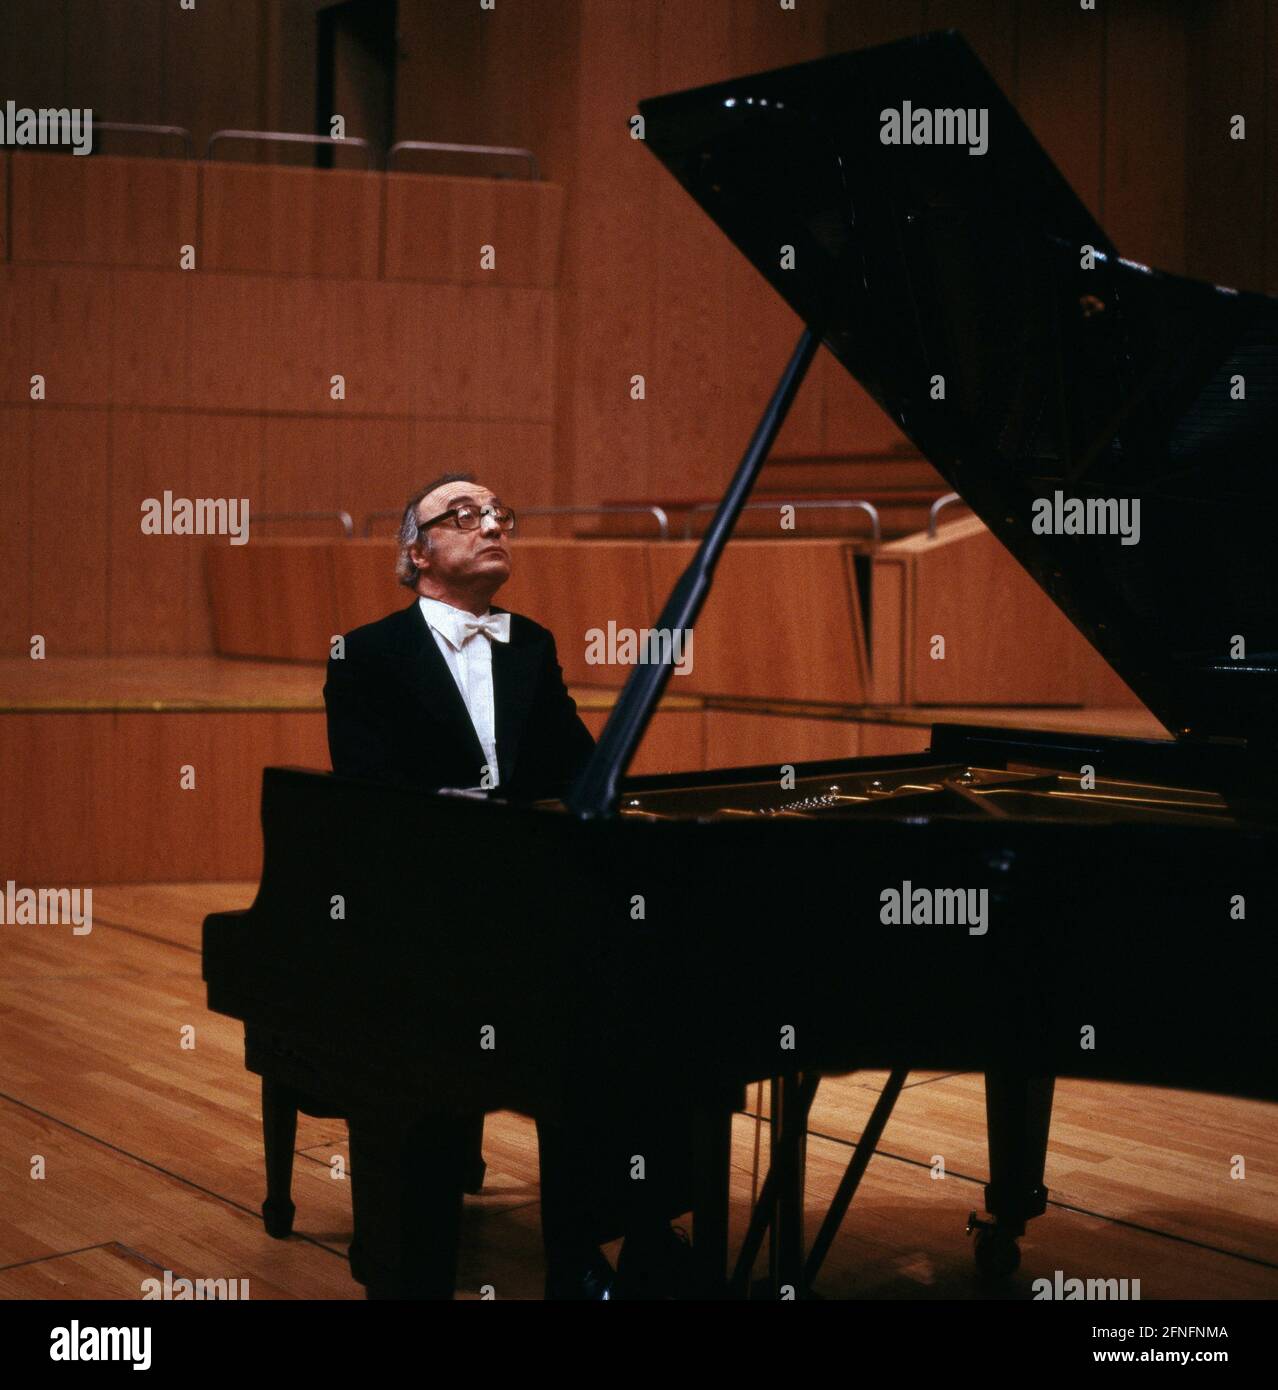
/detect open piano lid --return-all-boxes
[639,31,1278,751]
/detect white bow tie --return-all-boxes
[460,612,511,644]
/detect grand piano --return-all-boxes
[203,32,1278,1299]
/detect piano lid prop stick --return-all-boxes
[567,324,822,819]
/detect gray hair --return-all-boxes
[395,472,478,588]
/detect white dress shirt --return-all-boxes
[417,595,510,789]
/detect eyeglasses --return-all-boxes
[418,503,516,534]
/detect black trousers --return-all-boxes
[535,1096,695,1264]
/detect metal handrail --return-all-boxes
[519,505,669,540]
[207,130,375,167]
[363,504,670,540]
[363,510,404,537]
[681,498,881,542]
[253,510,354,539]
[92,121,194,158]
[388,140,540,180]
[928,492,964,538]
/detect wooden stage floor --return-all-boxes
[1,884,1274,1301]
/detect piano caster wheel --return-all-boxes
[967,1212,1020,1280]
[262,1197,296,1240]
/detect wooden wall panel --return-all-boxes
[327,416,416,519]
[28,409,110,656]
[704,710,862,770]
[0,2,68,111]
[0,408,33,653]
[727,264,823,462]
[266,274,340,415]
[869,555,907,704]
[581,708,703,776]
[3,1,318,164]
[332,543,413,639]
[383,175,564,286]
[395,0,581,184]
[499,540,655,687]
[1017,1,1104,222]
[187,272,273,412]
[201,166,382,278]
[260,416,414,537]
[65,0,164,127]
[5,267,113,406]
[0,153,8,262]
[1185,0,1266,292]
[161,0,266,165]
[0,712,97,885]
[9,154,197,268]
[5,0,1274,684]
[818,349,912,458]
[328,280,416,417]
[859,721,932,757]
[404,283,470,419]
[646,1,734,501]
[0,710,330,883]
[110,270,191,409]
[408,419,558,514]
[184,414,265,652]
[402,284,556,423]
[1075,642,1146,710]
[0,270,25,402]
[901,521,1084,705]
[647,541,867,703]
[826,0,924,51]
[561,0,660,514]
[262,0,319,141]
[207,543,338,663]
[482,288,557,423]
[108,411,191,655]
[1104,2,1188,273]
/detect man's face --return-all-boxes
[412,480,512,589]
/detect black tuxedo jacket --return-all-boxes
[324,600,595,803]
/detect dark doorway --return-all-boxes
[316,0,397,168]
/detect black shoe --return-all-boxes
[462,1155,487,1195]
[544,1249,615,1301]
[614,1224,694,1300]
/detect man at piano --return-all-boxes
[323,473,694,1299]
[325,473,594,803]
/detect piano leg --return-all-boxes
[768,1072,816,1300]
[969,1071,1054,1279]
[347,1109,467,1300]
[260,1076,298,1239]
